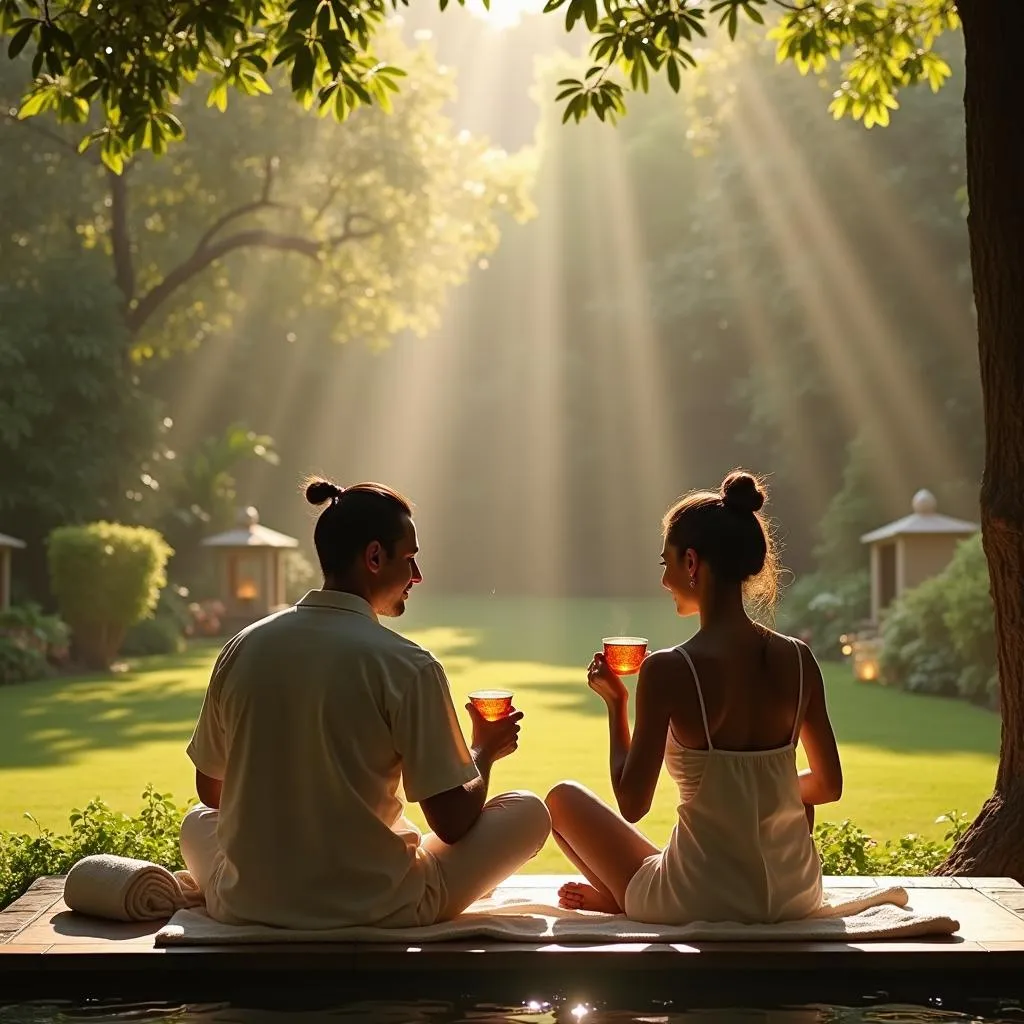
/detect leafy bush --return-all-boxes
[47,522,173,669]
[880,536,996,706]
[0,637,48,685]
[120,586,191,657]
[814,811,970,876]
[0,603,70,684]
[777,571,871,658]
[942,535,998,705]
[0,786,189,911]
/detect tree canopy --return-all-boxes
[2,0,960,163]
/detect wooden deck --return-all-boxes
[3,875,1024,1007]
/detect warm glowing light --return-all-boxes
[465,0,545,29]
[856,660,879,682]
[841,643,853,656]
[571,1006,588,1021]
[236,579,258,601]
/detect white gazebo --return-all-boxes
[202,507,298,633]
[860,489,978,623]
[0,532,26,611]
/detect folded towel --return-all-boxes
[64,854,204,922]
[156,886,960,945]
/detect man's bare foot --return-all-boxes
[557,881,621,914]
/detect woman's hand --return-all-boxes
[587,652,628,705]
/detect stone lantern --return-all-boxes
[0,532,25,611]
[202,507,298,634]
[860,489,978,625]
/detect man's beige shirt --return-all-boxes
[186,589,479,928]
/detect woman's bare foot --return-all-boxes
[557,881,621,914]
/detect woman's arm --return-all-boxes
[796,642,843,806]
[593,652,673,823]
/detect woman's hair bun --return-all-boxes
[305,478,343,506]
[721,470,765,515]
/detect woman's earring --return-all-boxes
[689,576,697,589]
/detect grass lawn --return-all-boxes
[0,595,999,872]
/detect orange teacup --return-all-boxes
[602,637,649,676]
[469,689,514,722]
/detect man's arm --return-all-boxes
[420,753,492,845]
[418,707,522,845]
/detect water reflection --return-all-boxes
[1,1001,1022,1024]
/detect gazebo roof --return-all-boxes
[860,489,978,545]
[0,532,26,550]
[201,507,298,549]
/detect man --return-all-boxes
[180,479,550,928]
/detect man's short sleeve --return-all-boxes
[186,650,230,780]
[393,660,480,803]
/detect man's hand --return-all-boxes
[467,704,523,764]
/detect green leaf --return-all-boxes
[17,89,52,119]
[7,19,34,60]
[206,81,229,112]
[666,55,680,92]
[100,145,124,175]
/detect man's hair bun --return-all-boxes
[305,478,343,506]
[721,470,766,515]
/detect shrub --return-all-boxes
[0,786,189,911]
[0,603,71,661]
[942,535,998,706]
[47,522,173,669]
[120,586,191,657]
[813,811,970,877]
[0,638,48,685]
[777,571,871,658]
[0,603,70,684]
[879,535,996,706]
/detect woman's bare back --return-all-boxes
[666,628,810,752]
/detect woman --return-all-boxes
[546,470,842,923]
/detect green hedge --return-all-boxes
[0,792,970,911]
[48,522,172,669]
[0,603,70,685]
[880,535,997,707]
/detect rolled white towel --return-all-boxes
[64,854,205,922]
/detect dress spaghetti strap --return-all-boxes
[675,646,714,750]
[789,637,804,746]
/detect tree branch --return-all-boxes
[191,155,286,253]
[310,181,341,227]
[325,211,381,248]
[108,165,135,307]
[125,222,380,336]
[2,109,80,154]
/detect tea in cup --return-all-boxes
[469,689,514,721]
[602,637,649,676]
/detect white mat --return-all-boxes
[156,886,959,945]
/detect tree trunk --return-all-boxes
[937,0,1024,879]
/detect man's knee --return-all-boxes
[490,790,551,853]
[179,803,218,854]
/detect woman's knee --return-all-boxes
[545,780,591,824]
